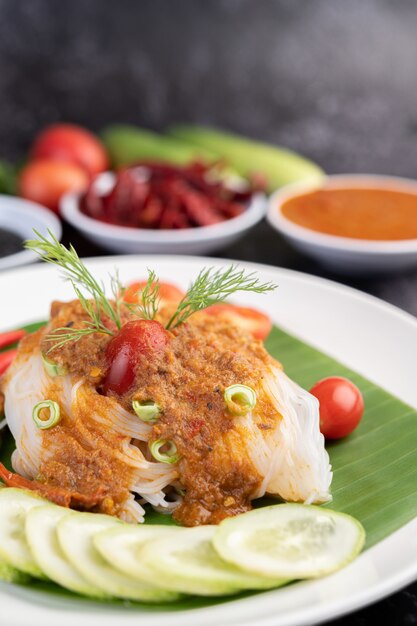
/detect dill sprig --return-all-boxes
[25,232,277,350]
[43,322,113,353]
[26,230,123,328]
[25,231,129,350]
[166,265,276,330]
[125,270,161,321]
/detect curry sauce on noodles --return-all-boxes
[1,299,332,526]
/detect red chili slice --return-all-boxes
[0,349,18,376]
[205,304,272,340]
[0,329,26,350]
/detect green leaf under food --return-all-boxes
[169,125,325,192]
[1,320,416,605]
[101,125,218,169]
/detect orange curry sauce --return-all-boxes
[281,187,417,240]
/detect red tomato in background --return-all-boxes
[310,376,364,439]
[103,320,170,396]
[205,303,272,340]
[124,281,185,307]
[31,123,109,176]
[18,160,89,213]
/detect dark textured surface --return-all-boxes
[1,0,417,623]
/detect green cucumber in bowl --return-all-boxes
[57,512,181,602]
[26,505,106,598]
[169,125,325,192]
[137,524,288,596]
[213,504,365,579]
[0,488,49,579]
[101,125,217,168]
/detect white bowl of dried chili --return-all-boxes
[60,166,267,255]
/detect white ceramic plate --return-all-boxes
[0,256,416,626]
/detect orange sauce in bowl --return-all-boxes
[281,187,417,241]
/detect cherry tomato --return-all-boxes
[124,281,184,307]
[103,320,170,396]
[310,376,364,439]
[31,124,109,176]
[18,159,89,213]
[205,303,272,340]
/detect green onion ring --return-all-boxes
[149,439,181,464]
[132,400,161,422]
[32,400,61,430]
[224,384,257,416]
[41,353,68,377]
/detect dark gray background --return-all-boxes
[1,1,417,623]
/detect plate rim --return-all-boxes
[0,253,416,626]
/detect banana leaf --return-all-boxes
[0,321,416,606]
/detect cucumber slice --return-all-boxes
[0,488,48,578]
[25,505,105,598]
[94,524,183,601]
[213,504,366,579]
[138,525,288,596]
[57,512,181,602]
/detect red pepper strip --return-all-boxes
[0,462,107,510]
[0,350,17,376]
[0,330,26,350]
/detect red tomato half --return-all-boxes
[205,303,272,340]
[18,160,89,213]
[103,320,170,396]
[310,376,364,439]
[31,123,109,176]
[124,281,185,307]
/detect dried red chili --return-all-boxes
[79,161,261,230]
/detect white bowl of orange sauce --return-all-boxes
[267,174,417,274]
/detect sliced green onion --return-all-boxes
[224,384,257,416]
[132,400,161,422]
[32,400,61,430]
[41,353,68,377]
[149,439,181,464]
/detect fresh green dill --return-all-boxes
[166,265,276,330]
[26,231,131,350]
[25,232,277,350]
[125,270,161,321]
[26,230,123,330]
[43,322,113,353]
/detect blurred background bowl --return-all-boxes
[60,174,267,255]
[0,195,61,270]
[267,174,417,275]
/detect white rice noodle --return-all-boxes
[3,350,179,522]
[118,493,146,524]
[152,492,183,515]
[90,400,153,442]
[3,350,50,477]
[244,365,332,504]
